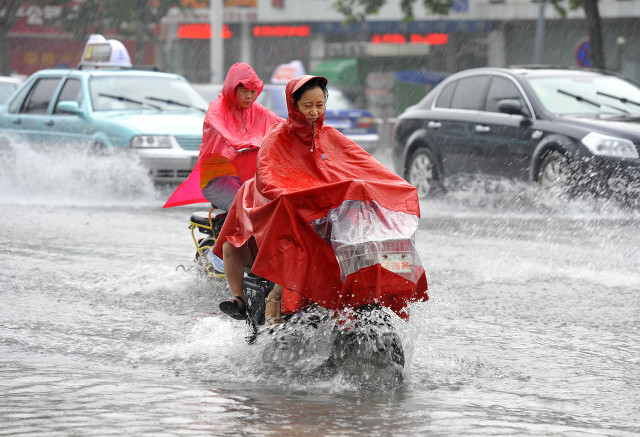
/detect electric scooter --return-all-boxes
[187,207,408,374]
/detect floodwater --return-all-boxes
[1,144,639,436]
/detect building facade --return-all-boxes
[5,0,640,115]
[163,0,640,114]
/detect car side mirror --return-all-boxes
[498,99,524,115]
[56,101,83,116]
[498,99,533,126]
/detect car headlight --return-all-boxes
[130,135,178,149]
[582,132,639,159]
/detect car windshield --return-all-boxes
[528,74,640,117]
[89,75,209,112]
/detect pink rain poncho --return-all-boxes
[164,63,283,208]
[213,75,428,320]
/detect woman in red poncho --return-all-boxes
[215,75,428,322]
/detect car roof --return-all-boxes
[449,66,620,80]
[28,68,184,80]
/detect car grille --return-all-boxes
[175,135,202,151]
[153,169,193,179]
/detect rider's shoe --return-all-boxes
[219,296,247,320]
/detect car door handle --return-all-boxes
[45,120,54,126]
[12,118,22,125]
[427,121,442,129]
[475,124,490,133]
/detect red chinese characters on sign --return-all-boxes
[253,25,310,38]
[371,33,406,44]
[177,23,232,39]
[410,33,448,45]
[371,33,449,45]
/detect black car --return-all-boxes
[392,67,640,198]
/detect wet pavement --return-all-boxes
[1,146,639,436]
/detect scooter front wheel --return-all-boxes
[325,305,405,379]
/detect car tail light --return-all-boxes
[356,116,376,129]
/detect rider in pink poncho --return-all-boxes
[164,62,283,209]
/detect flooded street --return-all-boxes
[1,146,639,436]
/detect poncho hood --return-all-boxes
[221,62,264,110]
[284,75,327,130]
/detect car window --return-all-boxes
[8,82,32,114]
[434,81,456,108]
[21,77,61,114]
[89,75,208,112]
[529,74,640,116]
[449,76,490,111]
[484,76,528,114]
[54,78,83,114]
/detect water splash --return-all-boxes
[424,175,639,219]
[0,137,162,207]
[163,303,418,393]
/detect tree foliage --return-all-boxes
[333,0,605,69]
[548,0,603,69]
[0,1,50,75]
[57,0,185,66]
[0,0,187,75]
[334,0,453,21]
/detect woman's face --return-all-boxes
[296,86,326,123]
[235,84,258,109]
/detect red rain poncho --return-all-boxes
[213,75,428,319]
[164,63,283,208]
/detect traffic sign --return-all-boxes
[575,38,591,67]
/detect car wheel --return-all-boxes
[538,151,570,193]
[407,147,440,198]
[90,141,108,155]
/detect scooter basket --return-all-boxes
[333,238,416,282]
